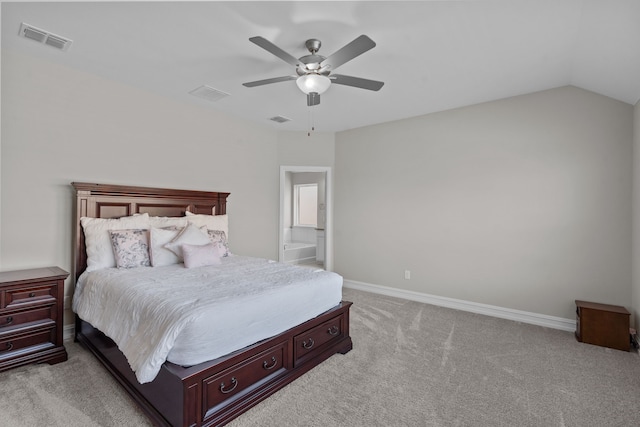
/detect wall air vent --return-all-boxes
[189,85,230,103]
[19,23,73,52]
[269,116,292,124]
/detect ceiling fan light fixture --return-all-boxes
[296,74,331,95]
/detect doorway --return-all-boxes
[279,166,332,271]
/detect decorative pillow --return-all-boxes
[109,229,150,268]
[149,227,182,267]
[164,222,211,261]
[207,230,231,257]
[81,213,150,272]
[149,216,188,229]
[184,212,228,238]
[182,243,225,268]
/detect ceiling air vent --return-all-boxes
[189,85,230,103]
[19,23,72,52]
[269,116,292,124]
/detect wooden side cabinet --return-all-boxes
[575,300,630,351]
[0,266,69,371]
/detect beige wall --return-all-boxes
[0,8,3,264]
[1,46,635,326]
[1,50,283,309]
[633,100,640,330]
[335,86,633,320]
[1,50,339,331]
[276,131,335,167]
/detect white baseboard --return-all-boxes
[343,279,576,332]
[63,324,75,342]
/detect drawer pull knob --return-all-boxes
[29,292,36,298]
[328,325,339,336]
[302,338,314,349]
[263,356,277,370]
[220,377,238,394]
[6,316,13,324]
[2,342,13,352]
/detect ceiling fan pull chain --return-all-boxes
[308,107,315,137]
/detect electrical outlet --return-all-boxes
[404,270,411,280]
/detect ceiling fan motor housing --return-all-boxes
[297,54,327,75]
[305,38,322,53]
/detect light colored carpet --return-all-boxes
[1,288,639,426]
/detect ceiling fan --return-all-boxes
[242,35,384,106]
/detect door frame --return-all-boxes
[279,165,333,271]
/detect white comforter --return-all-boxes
[73,256,342,384]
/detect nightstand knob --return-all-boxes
[29,292,36,298]
[2,342,13,352]
[5,316,12,324]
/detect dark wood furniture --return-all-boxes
[0,266,69,372]
[72,182,353,427]
[575,300,630,351]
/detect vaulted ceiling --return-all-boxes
[3,1,640,132]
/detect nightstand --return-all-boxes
[575,300,630,351]
[0,266,69,371]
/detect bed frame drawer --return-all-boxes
[202,341,289,418]
[294,313,345,366]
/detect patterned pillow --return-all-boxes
[81,213,150,271]
[207,230,231,257]
[182,243,224,268]
[109,229,150,268]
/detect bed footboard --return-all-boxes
[76,301,353,427]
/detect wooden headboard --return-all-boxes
[72,182,230,281]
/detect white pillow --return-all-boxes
[182,243,224,268]
[184,212,228,238]
[149,216,188,229]
[81,213,150,272]
[109,229,150,268]
[149,227,182,267]
[164,222,211,261]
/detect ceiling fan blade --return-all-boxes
[320,35,376,70]
[330,74,384,91]
[307,92,321,106]
[249,36,300,67]
[243,76,296,88]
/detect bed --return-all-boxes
[72,182,353,427]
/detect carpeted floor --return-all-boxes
[1,288,639,426]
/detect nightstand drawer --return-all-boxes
[0,325,56,361]
[4,283,57,309]
[0,306,55,331]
